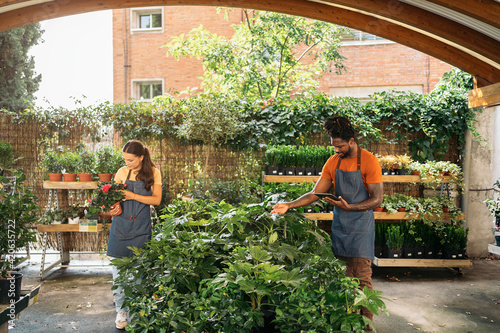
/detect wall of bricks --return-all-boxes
[113,6,453,103]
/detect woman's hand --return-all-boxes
[121,190,137,201]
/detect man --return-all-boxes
[271,116,383,323]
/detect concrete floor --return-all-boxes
[8,254,500,333]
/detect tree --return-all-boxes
[0,24,43,113]
[165,9,346,101]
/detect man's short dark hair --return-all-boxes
[324,116,356,142]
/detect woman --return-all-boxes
[107,140,162,330]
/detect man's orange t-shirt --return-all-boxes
[320,149,383,190]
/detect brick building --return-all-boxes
[112,6,452,104]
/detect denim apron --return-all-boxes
[107,170,152,258]
[331,151,375,260]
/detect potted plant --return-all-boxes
[41,147,64,181]
[440,224,468,259]
[76,145,95,182]
[395,154,412,175]
[386,224,404,258]
[40,207,65,224]
[0,171,39,303]
[264,146,279,175]
[408,161,421,176]
[378,155,397,175]
[60,150,80,182]
[95,146,120,181]
[88,181,127,217]
[62,204,86,224]
[380,194,399,214]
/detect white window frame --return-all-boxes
[130,7,164,34]
[131,79,164,101]
[340,28,394,46]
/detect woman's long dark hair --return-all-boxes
[123,140,155,191]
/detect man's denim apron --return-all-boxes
[331,151,375,260]
[107,170,152,258]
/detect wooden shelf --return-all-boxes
[43,181,98,189]
[373,257,472,267]
[37,224,105,232]
[264,175,319,183]
[263,174,452,183]
[304,212,464,220]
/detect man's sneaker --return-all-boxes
[115,311,128,330]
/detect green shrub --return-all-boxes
[112,197,387,332]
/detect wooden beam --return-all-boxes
[468,82,500,108]
[0,0,500,83]
[425,0,500,30]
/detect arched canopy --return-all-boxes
[1,0,500,86]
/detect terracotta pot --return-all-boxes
[63,173,77,182]
[442,207,449,213]
[48,173,63,181]
[373,207,384,212]
[397,207,406,212]
[78,173,92,182]
[411,170,421,176]
[98,173,112,181]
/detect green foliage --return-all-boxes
[76,144,95,174]
[264,145,336,168]
[40,147,64,174]
[438,224,468,251]
[186,176,264,205]
[365,69,476,162]
[165,9,346,100]
[60,149,80,174]
[112,197,386,332]
[94,146,123,174]
[0,141,15,170]
[386,225,404,250]
[0,24,43,113]
[0,171,39,277]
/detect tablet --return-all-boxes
[314,193,340,201]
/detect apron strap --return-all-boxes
[333,148,363,193]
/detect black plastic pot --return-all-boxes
[305,168,315,176]
[266,166,279,175]
[295,167,305,176]
[0,271,23,304]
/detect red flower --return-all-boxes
[102,184,112,193]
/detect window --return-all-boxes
[132,79,164,101]
[131,7,163,33]
[340,28,393,46]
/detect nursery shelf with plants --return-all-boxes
[262,159,471,269]
[262,174,455,184]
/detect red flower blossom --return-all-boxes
[102,184,112,193]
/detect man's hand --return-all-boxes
[271,202,290,215]
[324,196,351,211]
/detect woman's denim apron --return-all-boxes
[107,170,152,258]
